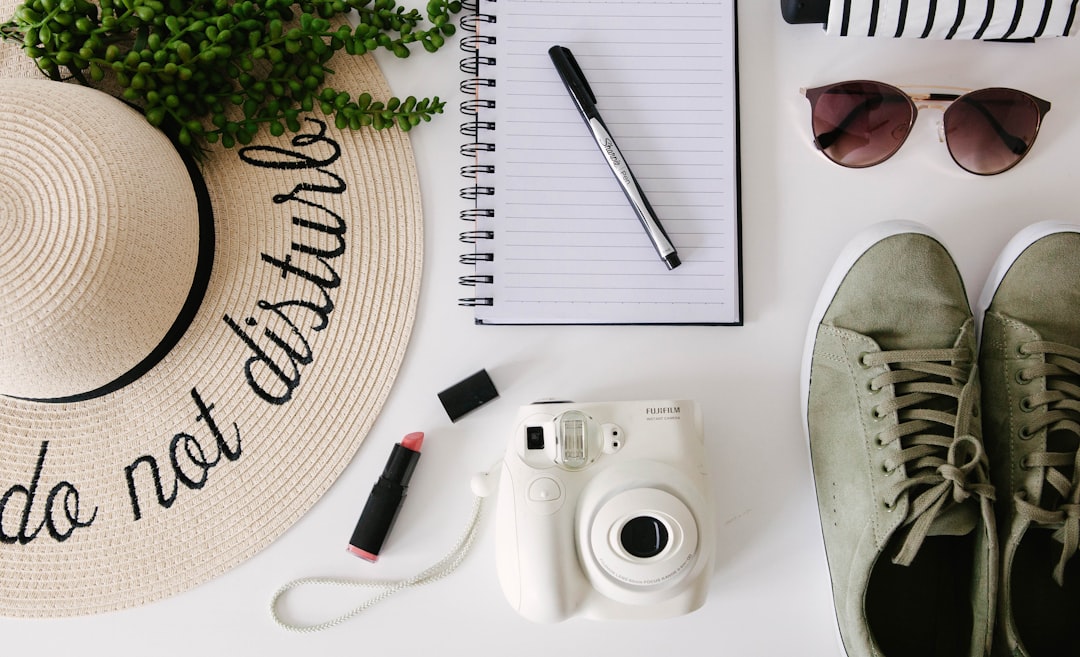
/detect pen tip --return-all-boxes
[664,253,682,270]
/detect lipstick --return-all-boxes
[347,432,424,562]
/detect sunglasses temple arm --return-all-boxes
[813,98,874,149]
[812,95,911,150]
[961,99,1029,155]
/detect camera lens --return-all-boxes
[620,516,669,559]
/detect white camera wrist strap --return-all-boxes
[269,464,501,633]
[269,493,485,633]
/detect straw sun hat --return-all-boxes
[0,2,422,616]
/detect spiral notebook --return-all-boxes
[458,0,741,325]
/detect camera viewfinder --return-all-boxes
[526,426,545,450]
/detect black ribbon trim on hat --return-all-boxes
[15,142,216,405]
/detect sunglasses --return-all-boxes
[803,80,1051,175]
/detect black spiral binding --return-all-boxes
[458,0,496,308]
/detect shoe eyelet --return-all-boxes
[1015,369,1032,385]
[868,381,881,393]
[1019,397,1035,413]
[871,406,886,419]
[1018,343,1032,356]
[1019,456,1030,470]
[858,352,872,368]
[883,500,895,511]
[874,434,885,447]
[1018,426,1035,440]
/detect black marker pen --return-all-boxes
[548,45,681,270]
[348,432,424,562]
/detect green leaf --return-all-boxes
[284,111,300,132]
[15,7,42,24]
[146,106,166,125]
[176,41,192,62]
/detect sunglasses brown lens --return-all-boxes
[807,81,915,168]
[944,89,1045,175]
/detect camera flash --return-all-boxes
[558,412,588,469]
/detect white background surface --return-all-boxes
[4,1,1080,654]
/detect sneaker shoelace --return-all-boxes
[1013,340,1080,586]
[863,346,996,566]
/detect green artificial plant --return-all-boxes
[0,0,462,148]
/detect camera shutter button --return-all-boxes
[528,477,562,502]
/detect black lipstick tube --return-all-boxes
[347,432,423,562]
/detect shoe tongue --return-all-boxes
[925,499,978,536]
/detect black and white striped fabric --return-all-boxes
[825,0,1078,38]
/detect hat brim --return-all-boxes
[0,6,422,616]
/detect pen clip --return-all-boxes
[549,45,596,106]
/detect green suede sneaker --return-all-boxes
[802,221,997,657]
[977,222,1080,657]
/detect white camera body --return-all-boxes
[494,400,715,623]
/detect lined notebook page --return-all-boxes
[472,0,740,324]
